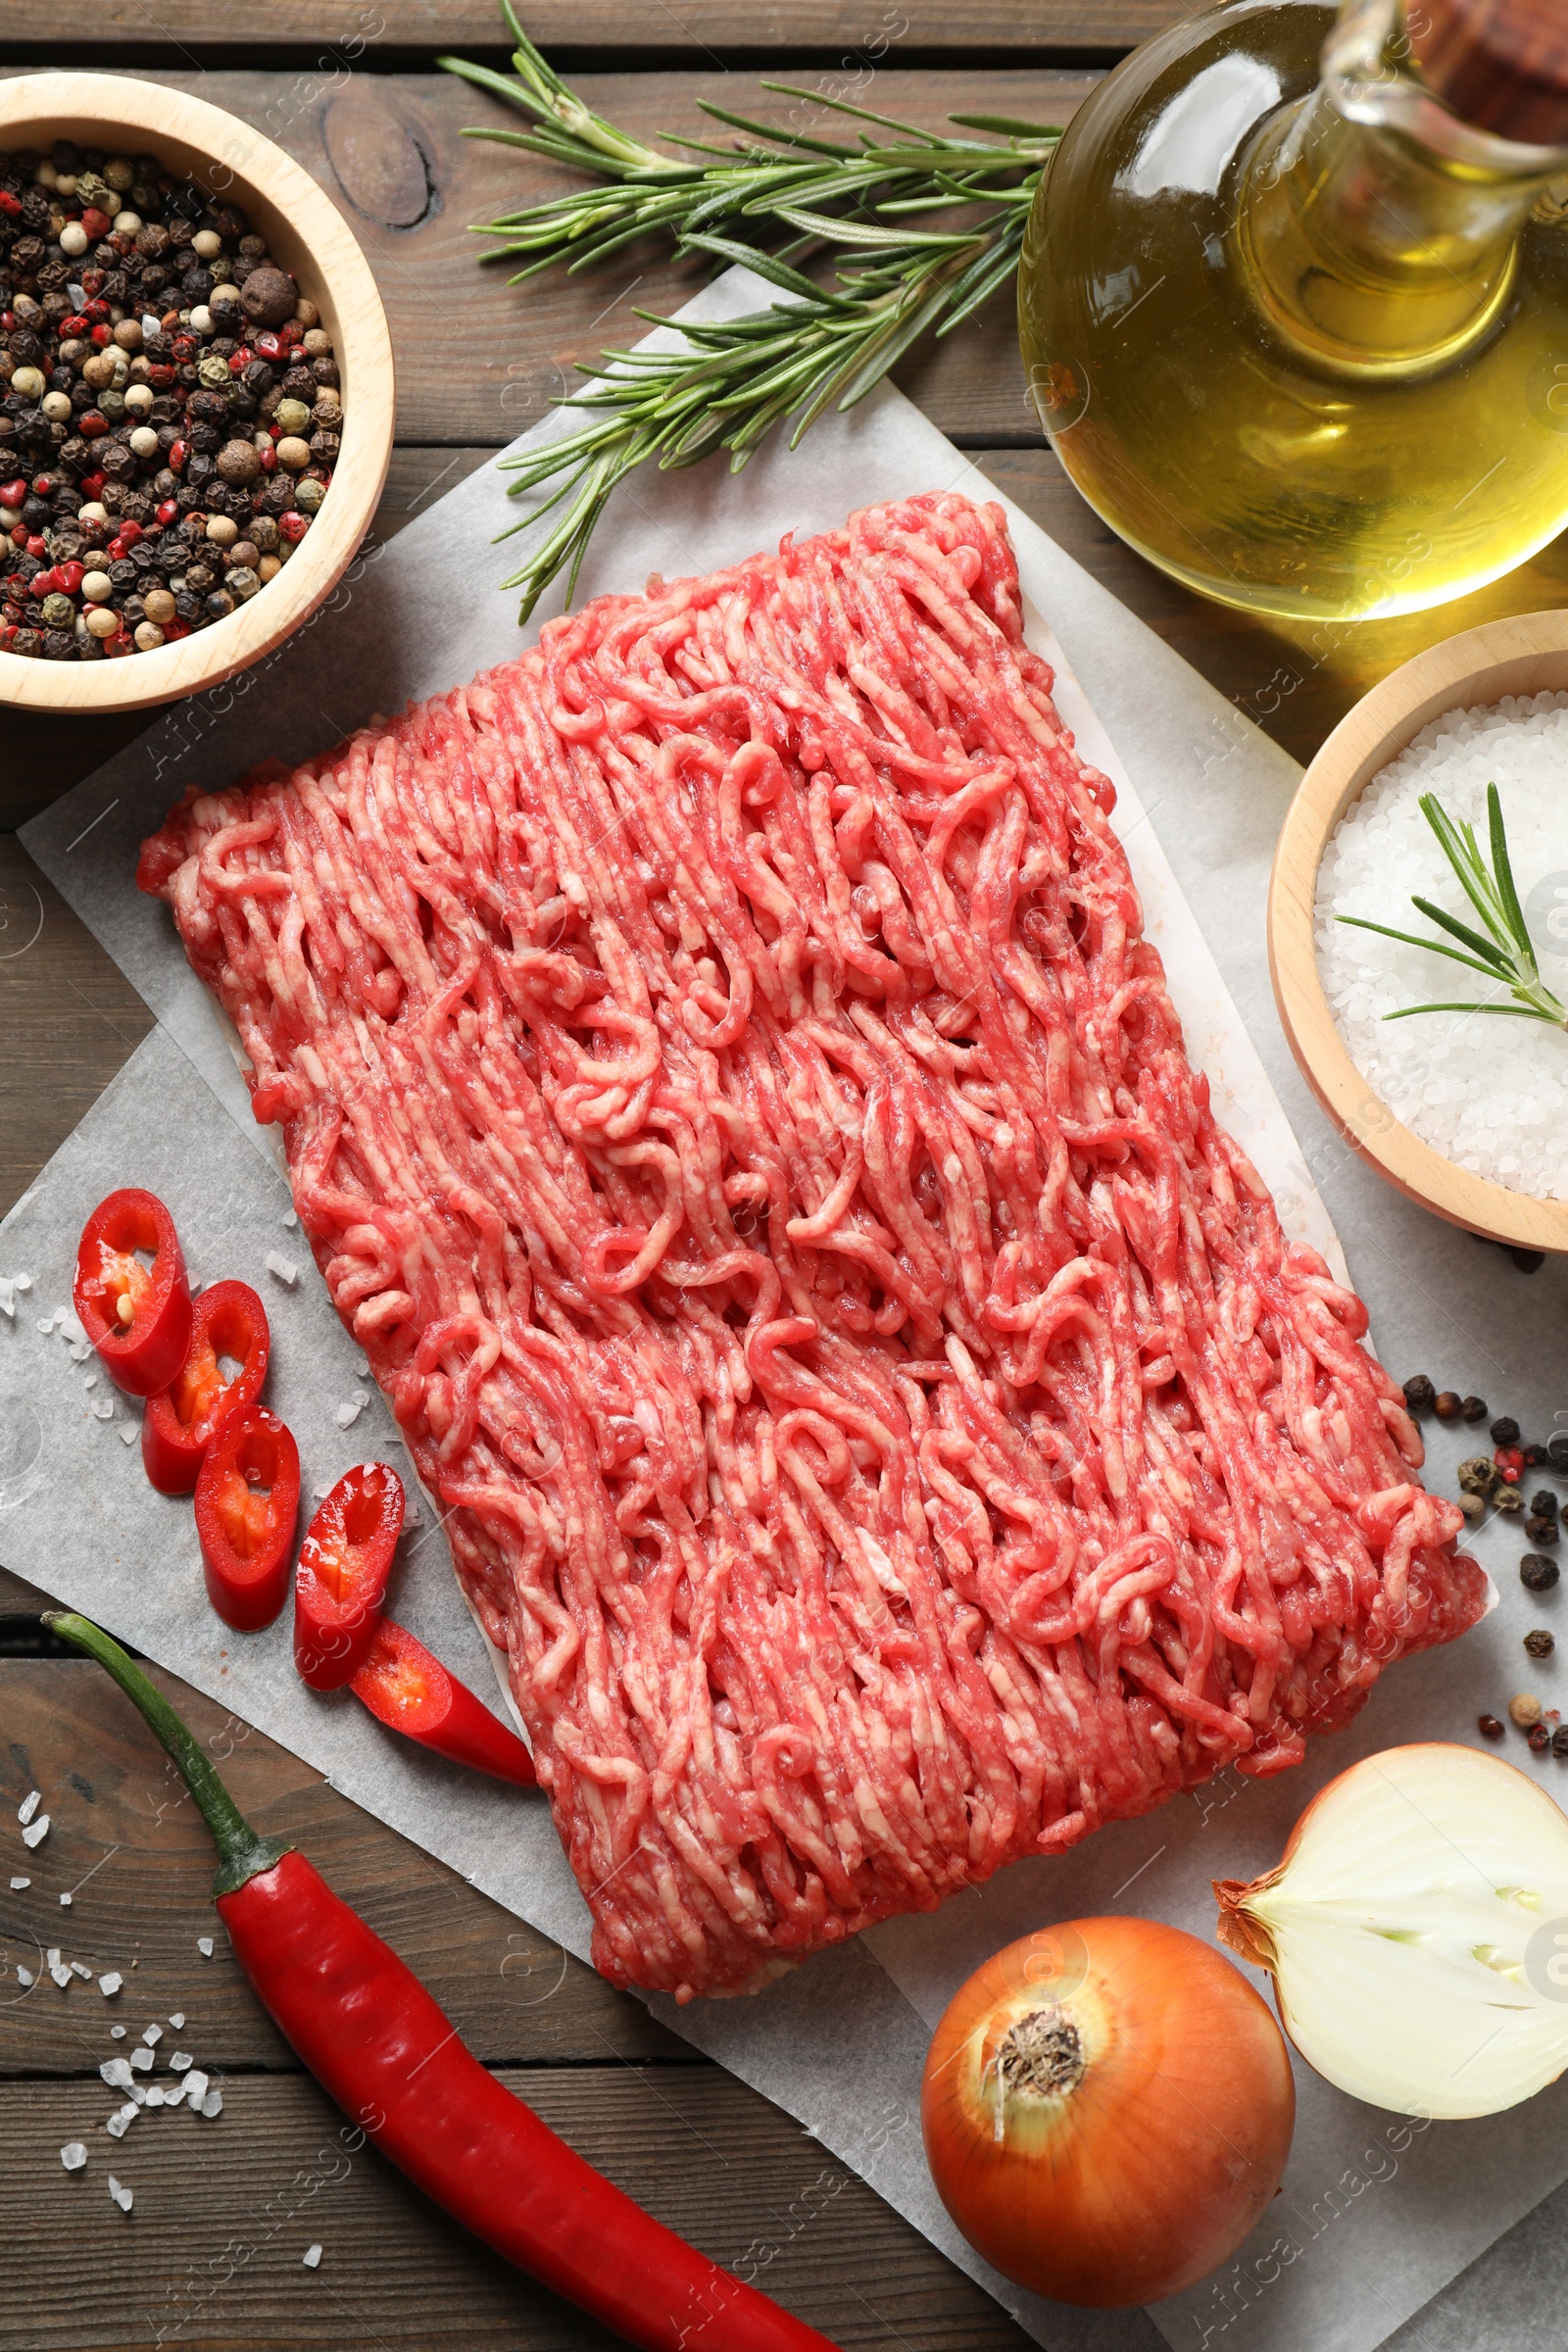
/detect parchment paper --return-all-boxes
[13,267,1568,2352]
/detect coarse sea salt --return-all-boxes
[1318,690,1568,1199]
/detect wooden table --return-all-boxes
[8,9,1568,2347]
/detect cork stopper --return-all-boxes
[1408,0,1568,144]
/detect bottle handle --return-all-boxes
[1408,0,1568,144]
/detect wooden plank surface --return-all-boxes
[5,2,1180,57]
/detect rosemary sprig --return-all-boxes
[438,8,1060,620]
[1337,783,1566,1028]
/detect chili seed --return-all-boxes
[1460,1395,1489,1422]
[1492,1417,1522,1446]
[1479,1713,1506,1741]
[1526,1629,1555,1659]
[1521,1553,1560,1592]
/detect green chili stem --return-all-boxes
[43,1612,291,1898]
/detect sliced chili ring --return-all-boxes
[195,1405,301,1634]
[142,1280,271,1496]
[350,1618,536,1787]
[294,1462,405,1690]
[74,1187,192,1397]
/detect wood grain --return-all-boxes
[1267,608,1568,1252]
[0,73,396,717]
[3,2,1180,57]
[2,2066,1029,2351]
[0,835,156,1217]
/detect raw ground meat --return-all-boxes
[138,491,1487,2000]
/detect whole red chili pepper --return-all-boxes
[142,1279,270,1496]
[351,1617,536,1786]
[45,1611,838,2352]
[294,1461,403,1690]
[74,1187,193,1398]
[195,1405,300,1632]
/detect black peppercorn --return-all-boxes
[1526,1518,1559,1546]
[1460,1395,1489,1422]
[1532,1491,1559,1520]
[1492,1416,1522,1446]
[1522,1552,1561,1592]
[1479,1713,1506,1740]
[1549,1434,1568,1470]
[1526,1629,1556,1659]
[1554,1726,1568,1759]
[1434,1391,1463,1421]
[1529,1722,1552,1753]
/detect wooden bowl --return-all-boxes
[1269,609,1568,1252]
[0,71,393,714]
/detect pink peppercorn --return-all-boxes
[24,535,46,558]
[1496,1446,1525,1483]
[155,497,177,526]
[258,441,277,473]
[0,477,26,508]
[79,413,108,439]
[278,510,310,542]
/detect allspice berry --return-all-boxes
[238,263,298,328]
[216,437,261,486]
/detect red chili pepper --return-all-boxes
[74,1188,193,1397]
[294,1462,404,1689]
[47,1613,837,2352]
[351,1618,537,1787]
[142,1280,270,1496]
[195,1406,300,1632]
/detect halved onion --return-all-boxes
[920,1915,1295,2308]
[1217,1741,1568,2119]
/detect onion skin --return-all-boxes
[920,1916,1295,2308]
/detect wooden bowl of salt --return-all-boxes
[1269,609,1568,1252]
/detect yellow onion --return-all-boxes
[920,1915,1295,2307]
[1217,1741,1568,2120]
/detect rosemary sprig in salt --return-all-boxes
[1337,783,1568,1029]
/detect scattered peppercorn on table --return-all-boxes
[14,6,1568,2350]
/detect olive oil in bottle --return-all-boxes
[1018,0,1568,621]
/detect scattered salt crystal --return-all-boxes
[99,1972,122,1997]
[183,2070,209,2103]
[105,2109,132,2138]
[164,2082,186,2107]
[170,2052,191,2072]
[352,1354,368,1380]
[83,1374,97,1391]
[118,1427,136,1446]
[0,1280,12,1318]
[36,1315,56,1335]
[60,2142,86,2171]
[91,1399,114,1421]
[312,1483,333,1500]
[18,1791,40,1826]
[16,1966,32,1987]
[13,1273,30,1293]
[197,1936,214,1958]
[110,2025,125,2038]
[108,2174,132,2212]
[127,2082,147,2105]
[129,2045,153,2072]
[141,2023,162,2046]
[139,313,160,339]
[72,1962,92,1981]
[144,2085,166,2108]
[46,1946,61,1968]
[199,2090,222,2118]
[9,1876,28,1890]
[282,1209,298,1228]
[50,1964,72,1989]
[22,1817,49,1849]
[169,2013,184,2029]
[266,1253,298,1288]
[70,1343,91,1364]
[101,2058,133,2091]
[59,1891,73,1906]
[336,1400,363,1429]
[302,2243,322,2269]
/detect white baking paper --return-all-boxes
[14,266,1568,2352]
